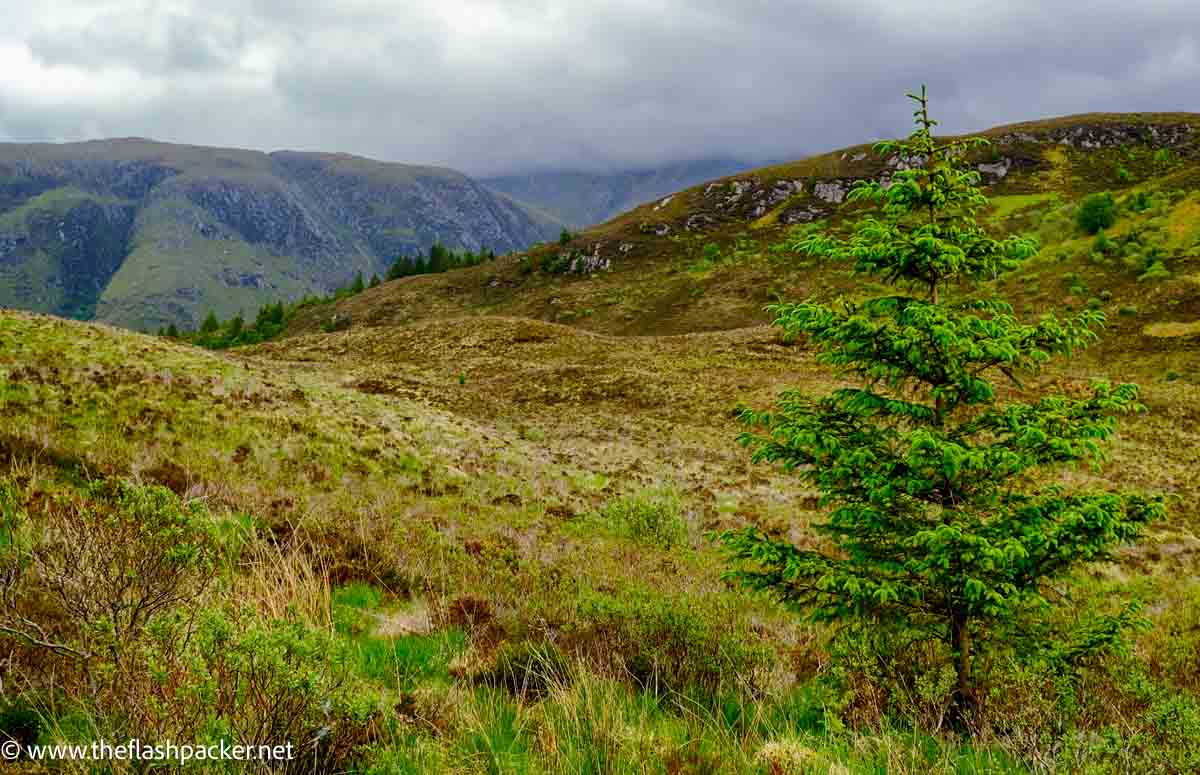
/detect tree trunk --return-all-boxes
[949,612,977,728]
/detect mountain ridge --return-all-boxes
[0,138,561,330]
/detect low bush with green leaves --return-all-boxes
[598,488,687,548]
[1077,191,1117,234]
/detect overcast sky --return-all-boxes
[1,0,1198,176]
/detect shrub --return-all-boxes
[542,250,575,274]
[2,479,215,658]
[599,489,687,549]
[825,623,960,731]
[567,589,769,697]
[1127,190,1152,213]
[132,609,379,773]
[690,242,725,273]
[321,312,352,333]
[1137,261,1171,282]
[1077,192,1117,234]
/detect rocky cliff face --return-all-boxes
[0,139,556,330]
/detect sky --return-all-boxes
[1,0,1198,177]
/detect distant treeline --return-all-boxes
[160,242,499,349]
[385,242,497,280]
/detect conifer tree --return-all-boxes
[225,314,244,340]
[199,311,220,334]
[350,272,365,294]
[429,243,449,273]
[720,87,1163,717]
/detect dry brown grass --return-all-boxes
[1143,320,1200,338]
[235,536,334,630]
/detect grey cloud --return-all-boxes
[1,1,1198,176]
[26,6,250,74]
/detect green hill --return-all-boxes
[286,112,1200,346]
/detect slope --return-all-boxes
[0,139,558,331]
[285,112,1200,363]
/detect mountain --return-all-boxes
[481,158,756,228]
[0,139,559,330]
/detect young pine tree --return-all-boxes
[387,255,409,280]
[429,243,450,273]
[720,87,1163,717]
[225,313,244,341]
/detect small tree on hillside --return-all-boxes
[429,243,450,273]
[387,255,409,281]
[225,314,244,341]
[720,87,1163,719]
[199,311,220,335]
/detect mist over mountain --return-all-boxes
[482,159,758,228]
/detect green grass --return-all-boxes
[988,192,1059,220]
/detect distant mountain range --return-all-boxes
[482,159,757,228]
[0,139,562,330]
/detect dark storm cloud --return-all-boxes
[1,1,1198,175]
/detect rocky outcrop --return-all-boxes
[0,194,135,318]
[575,118,1200,271]
[1047,123,1192,150]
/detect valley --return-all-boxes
[2,111,1200,773]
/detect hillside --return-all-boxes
[4,112,1200,772]
[286,112,1200,355]
[0,139,559,331]
[482,158,755,228]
